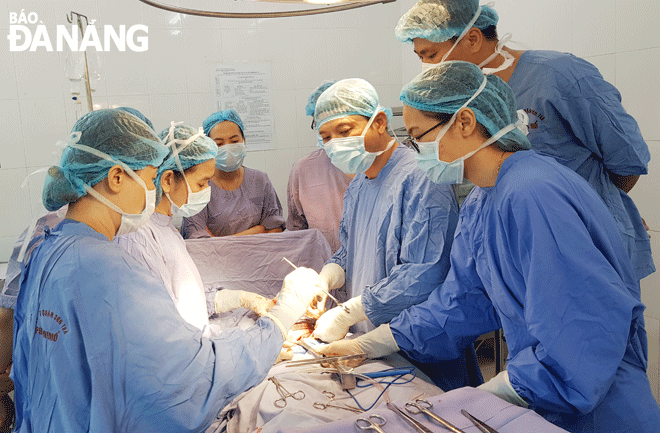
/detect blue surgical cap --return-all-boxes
[395,0,499,44]
[154,124,218,201]
[314,78,393,131]
[116,106,155,130]
[400,61,530,152]
[43,109,169,211]
[306,81,337,117]
[203,109,245,137]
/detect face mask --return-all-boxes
[215,142,246,172]
[321,108,395,174]
[421,62,436,74]
[415,76,489,184]
[165,183,211,218]
[160,122,212,217]
[67,141,156,236]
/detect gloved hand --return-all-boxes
[477,370,529,407]
[264,267,324,339]
[214,289,275,317]
[319,263,345,291]
[313,295,367,342]
[315,324,399,368]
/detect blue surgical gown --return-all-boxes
[390,151,660,432]
[12,219,283,432]
[329,146,481,390]
[508,50,654,281]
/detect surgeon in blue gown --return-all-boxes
[395,0,654,282]
[12,109,322,432]
[307,79,482,391]
[319,62,660,433]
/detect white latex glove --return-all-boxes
[213,289,275,316]
[264,267,323,338]
[478,370,529,407]
[313,295,367,343]
[319,263,345,291]
[316,324,399,367]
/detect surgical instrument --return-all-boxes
[461,409,500,433]
[406,399,465,433]
[284,353,366,367]
[355,414,388,433]
[313,391,362,413]
[282,257,350,313]
[386,402,434,433]
[269,377,305,408]
[295,340,358,389]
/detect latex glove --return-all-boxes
[478,370,529,407]
[264,267,323,338]
[319,263,345,291]
[313,295,367,342]
[315,324,399,368]
[214,289,275,316]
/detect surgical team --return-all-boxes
[2,0,659,431]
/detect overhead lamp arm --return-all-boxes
[138,0,396,19]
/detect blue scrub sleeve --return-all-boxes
[500,182,644,415]
[561,71,649,176]
[361,180,459,326]
[327,211,348,270]
[390,222,500,363]
[260,176,286,230]
[181,205,212,239]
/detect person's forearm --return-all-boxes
[265,227,283,233]
[233,225,267,236]
[609,173,639,193]
[0,308,13,372]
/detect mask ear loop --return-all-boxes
[164,127,206,206]
[479,33,515,75]
[440,6,483,63]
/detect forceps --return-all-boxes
[313,391,362,413]
[405,399,465,433]
[269,377,305,408]
[355,414,388,433]
[282,257,350,313]
[460,409,500,433]
[386,402,434,433]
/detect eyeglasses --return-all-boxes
[401,121,444,153]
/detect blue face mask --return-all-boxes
[215,142,246,172]
[415,122,519,185]
[321,109,395,175]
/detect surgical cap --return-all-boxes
[116,106,155,130]
[42,109,169,211]
[400,61,530,151]
[154,124,218,201]
[314,78,393,130]
[395,0,499,44]
[203,109,245,137]
[306,81,337,117]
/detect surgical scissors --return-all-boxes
[282,257,350,313]
[405,399,465,433]
[460,409,500,433]
[355,414,388,433]
[386,402,433,433]
[313,391,362,413]
[269,377,305,408]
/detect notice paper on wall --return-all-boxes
[211,62,274,151]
